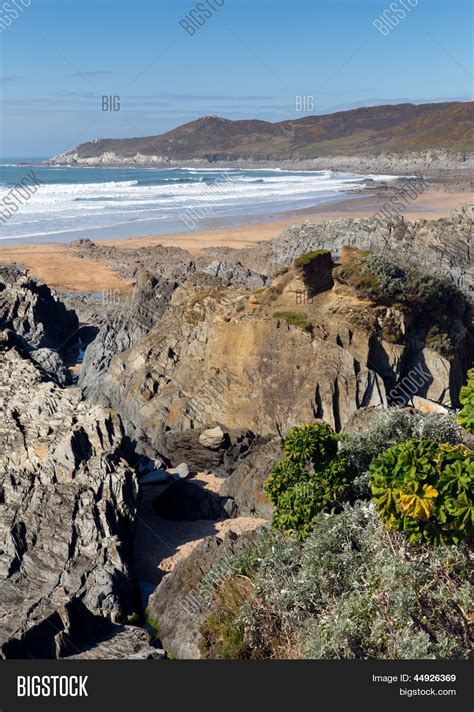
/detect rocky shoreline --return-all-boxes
[1,205,472,659]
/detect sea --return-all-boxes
[0,160,398,243]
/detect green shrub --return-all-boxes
[272,459,354,540]
[264,459,308,504]
[299,504,473,659]
[370,439,473,544]
[458,368,474,434]
[281,421,338,465]
[264,422,354,539]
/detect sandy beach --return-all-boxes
[0,190,469,294]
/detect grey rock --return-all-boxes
[78,270,177,408]
[219,439,281,519]
[68,625,163,660]
[200,259,266,290]
[29,347,70,385]
[0,265,79,350]
[0,343,138,659]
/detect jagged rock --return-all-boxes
[226,207,474,290]
[200,260,266,289]
[153,481,225,521]
[67,240,195,282]
[199,426,226,450]
[68,625,164,660]
[0,264,78,350]
[67,239,267,290]
[29,347,70,386]
[78,270,177,409]
[0,344,138,659]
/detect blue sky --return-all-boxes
[0,0,472,157]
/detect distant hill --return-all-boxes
[52,101,473,163]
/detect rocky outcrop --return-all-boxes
[199,259,266,290]
[80,257,471,464]
[0,343,139,659]
[67,239,267,290]
[220,206,473,290]
[67,239,196,282]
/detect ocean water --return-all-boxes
[0,161,398,243]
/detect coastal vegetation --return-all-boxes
[199,410,473,659]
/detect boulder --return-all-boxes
[219,439,281,519]
[199,426,226,450]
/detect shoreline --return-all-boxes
[0,189,469,294]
